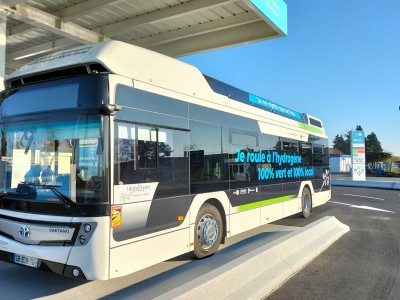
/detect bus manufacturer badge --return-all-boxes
[111,206,122,228]
[19,226,31,239]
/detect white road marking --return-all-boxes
[330,201,395,213]
[343,193,385,201]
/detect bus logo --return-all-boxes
[19,226,31,239]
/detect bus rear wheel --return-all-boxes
[301,187,312,218]
[194,203,223,259]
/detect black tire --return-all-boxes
[301,187,312,218]
[193,203,223,259]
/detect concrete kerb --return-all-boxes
[332,179,400,190]
[155,216,349,300]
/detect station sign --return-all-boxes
[351,130,366,181]
[248,0,288,35]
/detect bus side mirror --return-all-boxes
[101,104,122,116]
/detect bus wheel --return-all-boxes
[194,203,223,259]
[302,187,312,218]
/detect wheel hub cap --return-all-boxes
[197,215,219,249]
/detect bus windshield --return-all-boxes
[0,116,106,206]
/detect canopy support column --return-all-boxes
[0,12,6,90]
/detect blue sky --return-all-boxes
[180,0,400,156]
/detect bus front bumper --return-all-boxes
[0,248,87,279]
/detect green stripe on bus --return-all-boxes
[298,123,325,135]
[237,194,296,212]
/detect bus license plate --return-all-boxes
[13,254,39,268]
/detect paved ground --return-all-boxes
[268,186,400,300]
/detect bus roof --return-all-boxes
[5,41,325,137]
[6,41,216,101]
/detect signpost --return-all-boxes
[351,130,366,181]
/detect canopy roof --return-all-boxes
[0,0,287,74]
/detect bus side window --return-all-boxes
[114,122,189,197]
[282,140,298,154]
[189,120,229,193]
[115,123,136,184]
[313,145,323,166]
[300,143,312,166]
[137,126,157,169]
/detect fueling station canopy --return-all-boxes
[0,0,287,85]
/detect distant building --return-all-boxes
[330,154,352,173]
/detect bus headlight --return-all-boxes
[84,224,92,233]
[79,235,87,244]
[74,222,97,246]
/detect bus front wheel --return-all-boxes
[194,203,223,259]
[301,187,312,218]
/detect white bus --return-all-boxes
[0,41,330,280]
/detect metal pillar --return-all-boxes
[0,12,6,91]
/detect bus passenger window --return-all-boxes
[137,126,157,169]
[300,143,312,166]
[115,123,135,184]
[313,145,323,166]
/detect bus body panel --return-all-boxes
[109,201,191,248]
[66,217,110,280]
[261,202,284,225]
[282,198,301,217]
[109,227,189,279]
[229,208,261,236]
[312,190,331,207]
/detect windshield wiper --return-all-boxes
[22,132,35,154]
[48,187,76,209]
[21,182,76,209]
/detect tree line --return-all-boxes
[332,125,391,164]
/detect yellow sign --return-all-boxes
[111,206,122,228]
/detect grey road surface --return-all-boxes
[268,186,400,300]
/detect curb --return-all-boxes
[332,179,400,190]
[155,216,349,300]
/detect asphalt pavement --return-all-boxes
[267,185,400,299]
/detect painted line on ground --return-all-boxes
[342,193,385,201]
[331,201,395,213]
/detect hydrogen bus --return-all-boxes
[0,41,330,280]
